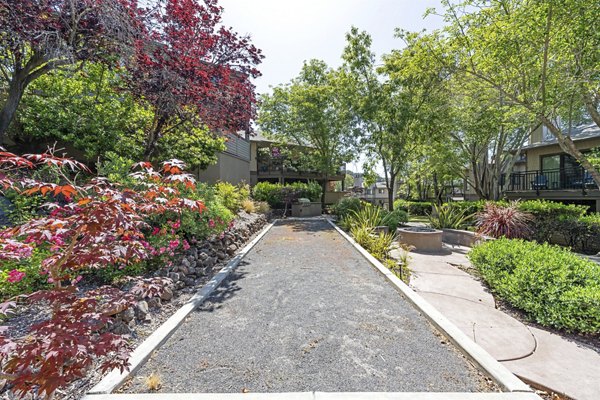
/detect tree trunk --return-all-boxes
[387,173,396,212]
[433,172,444,205]
[143,116,166,160]
[0,75,27,144]
[586,100,600,130]
[320,179,328,211]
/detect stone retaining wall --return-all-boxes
[111,212,267,334]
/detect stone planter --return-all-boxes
[397,227,443,252]
[442,229,492,247]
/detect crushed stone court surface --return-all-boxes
[124,219,492,393]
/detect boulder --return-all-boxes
[119,307,135,323]
[160,287,174,301]
[135,301,149,320]
[148,297,162,308]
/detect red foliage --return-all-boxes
[127,0,263,158]
[0,152,206,396]
[0,287,135,398]
[130,277,173,300]
[476,202,532,239]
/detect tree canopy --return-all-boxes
[258,60,357,205]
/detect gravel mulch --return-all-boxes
[123,219,498,394]
[0,212,268,400]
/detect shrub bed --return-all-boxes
[331,197,363,218]
[0,150,260,397]
[450,199,600,254]
[393,199,432,216]
[469,238,600,334]
[252,181,322,208]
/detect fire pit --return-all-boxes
[397,227,443,252]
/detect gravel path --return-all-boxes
[124,219,490,393]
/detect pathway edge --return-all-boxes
[83,392,542,400]
[325,218,533,394]
[88,222,276,395]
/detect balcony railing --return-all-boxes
[256,162,345,177]
[506,167,598,192]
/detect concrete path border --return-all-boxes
[84,392,542,400]
[324,219,533,394]
[84,217,540,400]
[88,222,275,395]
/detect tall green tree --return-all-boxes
[446,74,534,200]
[258,60,357,207]
[341,28,449,210]
[438,0,600,186]
[15,64,225,168]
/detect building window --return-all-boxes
[542,126,554,142]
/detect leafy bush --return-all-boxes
[96,151,138,186]
[0,190,46,226]
[252,182,284,207]
[252,181,322,208]
[349,225,395,261]
[342,203,385,231]
[215,181,242,213]
[428,203,473,229]
[241,199,256,213]
[0,247,51,299]
[381,208,408,231]
[367,231,396,261]
[476,202,532,239]
[393,200,432,216]
[448,200,491,216]
[254,201,271,214]
[516,200,594,251]
[469,239,600,333]
[332,197,363,218]
[288,181,322,202]
[0,152,209,396]
[518,200,587,219]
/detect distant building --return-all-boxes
[361,181,390,209]
[503,123,600,211]
[198,131,347,205]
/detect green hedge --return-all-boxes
[448,200,600,253]
[332,197,363,218]
[382,208,409,231]
[469,238,600,334]
[393,200,432,216]
[252,181,322,208]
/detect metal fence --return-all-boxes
[506,167,597,191]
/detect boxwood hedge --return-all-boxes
[468,238,600,334]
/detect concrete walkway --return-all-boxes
[124,220,491,394]
[390,245,600,400]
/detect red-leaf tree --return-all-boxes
[0,149,205,397]
[0,0,142,141]
[127,0,263,159]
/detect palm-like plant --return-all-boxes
[476,201,532,239]
[428,203,473,229]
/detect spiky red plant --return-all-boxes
[476,202,532,239]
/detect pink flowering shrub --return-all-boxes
[0,150,210,396]
[6,270,25,283]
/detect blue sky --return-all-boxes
[219,0,446,95]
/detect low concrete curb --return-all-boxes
[325,219,533,395]
[83,392,542,400]
[88,222,275,395]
